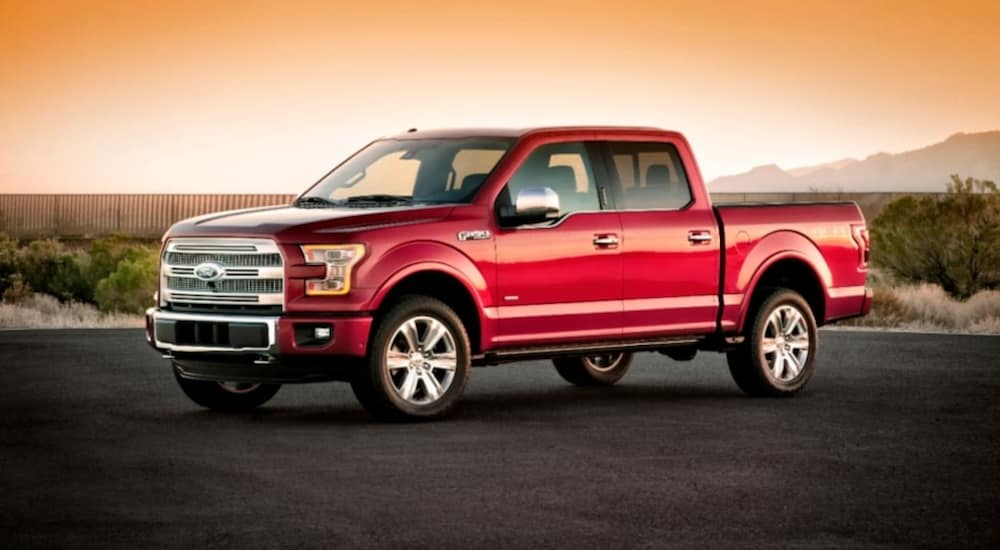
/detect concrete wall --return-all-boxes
[0,192,946,238]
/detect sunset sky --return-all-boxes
[1,0,999,194]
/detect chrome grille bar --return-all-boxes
[163,252,282,266]
[166,277,282,294]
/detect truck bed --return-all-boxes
[713,201,868,331]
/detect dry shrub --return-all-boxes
[2,276,33,304]
[839,283,1000,333]
[848,288,913,327]
[0,292,142,329]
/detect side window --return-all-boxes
[608,142,692,210]
[500,142,600,218]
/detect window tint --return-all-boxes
[501,142,600,217]
[609,142,692,210]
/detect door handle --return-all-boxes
[688,230,713,244]
[593,234,619,247]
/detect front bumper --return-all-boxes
[145,308,372,383]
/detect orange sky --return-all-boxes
[1,0,999,193]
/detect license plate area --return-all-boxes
[155,319,268,349]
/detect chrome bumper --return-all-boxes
[145,308,279,355]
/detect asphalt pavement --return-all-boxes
[1,329,998,549]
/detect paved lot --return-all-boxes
[1,329,998,549]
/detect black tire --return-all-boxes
[173,368,281,411]
[350,296,471,421]
[553,352,634,386]
[726,288,818,397]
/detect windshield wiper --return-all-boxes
[345,194,414,204]
[294,196,342,208]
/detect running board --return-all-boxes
[477,336,704,366]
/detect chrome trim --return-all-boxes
[514,187,561,219]
[161,238,285,309]
[687,231,713,243]
[147,308,278,354]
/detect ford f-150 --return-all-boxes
[146,126,872,420]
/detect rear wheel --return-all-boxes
[350,296,471,421]
[173,368,281,411]
[726,289,818,397]
[553,352,634,386]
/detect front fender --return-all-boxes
[365,241,492,313]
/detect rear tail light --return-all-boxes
[851,224,870,267]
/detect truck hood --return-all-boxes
[166,204,456,240]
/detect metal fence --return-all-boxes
[0,194,295,238]
[0,192,946,239]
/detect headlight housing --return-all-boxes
[300,244,366,295]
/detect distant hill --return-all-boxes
[708,131,1000,192]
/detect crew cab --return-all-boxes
[146,126,872,420]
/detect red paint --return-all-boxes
[157,126,870,360]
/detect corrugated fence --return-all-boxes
[0,194,295,238]
[0,192,945,239]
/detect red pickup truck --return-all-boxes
[146,126,872,420]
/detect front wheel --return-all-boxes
[173,368,281,411]
[726,289,818,397]
[350,296,471,421]
[553,352,634,386]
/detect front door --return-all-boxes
[493,141,623,346]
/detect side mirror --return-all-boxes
[501,187,560,226]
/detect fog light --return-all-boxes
[294,323,333,347]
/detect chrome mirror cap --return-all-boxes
[514,187,560,219]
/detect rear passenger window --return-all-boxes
[609,142,692,210]
[500,142,600,217]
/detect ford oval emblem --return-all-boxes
[194,262,225,282]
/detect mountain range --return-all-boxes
[707,131,1000,192]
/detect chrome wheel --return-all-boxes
[761,304,811,382]
[582,353,625,373]
[385,316,458,406]
[217,382,262,394]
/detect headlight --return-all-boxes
[300,244,365,295]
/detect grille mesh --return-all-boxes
[164,252,282,267]
[166,277,282,294]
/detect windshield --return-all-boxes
[299,138,514,206]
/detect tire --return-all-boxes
[350,296,471,421]
[553,352,634,386]
[173,368,281,411]
[726,288,818,397]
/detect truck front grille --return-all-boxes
[161,238,284,312]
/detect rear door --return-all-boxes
[601,140,720,336]
[492,141,623,346]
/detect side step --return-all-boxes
[476,336,704,366]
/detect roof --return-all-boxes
[385,126,676,140]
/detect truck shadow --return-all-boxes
[177,383,751,427]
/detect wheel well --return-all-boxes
[376,271,483,354]
[748,259,826,327]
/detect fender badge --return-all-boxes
[457,230,492,241]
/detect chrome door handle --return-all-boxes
[688,231,713,244]
[593,235,619,247]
